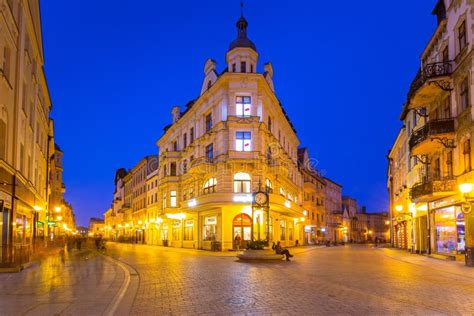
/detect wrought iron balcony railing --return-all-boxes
[408,118,455,151]
[407,61,453,102]
[409,176,457,201]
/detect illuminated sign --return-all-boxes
[233,194,253,203]
[188,199,197,207]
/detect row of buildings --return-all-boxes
[0,1,75,268]
[388,0,474,265]
[101,11,389,250]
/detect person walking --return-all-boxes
[234,234,242,251]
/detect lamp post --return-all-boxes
[459,183,474,267]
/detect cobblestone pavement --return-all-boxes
[0,249,125,316]
[105,243,474,315]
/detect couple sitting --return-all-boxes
[272,241,294,261]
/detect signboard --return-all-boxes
[205,216,217,225]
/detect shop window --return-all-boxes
[234,172,251,193]
[161,224,168,240]
[236,96,251,117]
[170,190,177,207]
[203,177,217,194]
[288,221,294,241]
[280,219,286,240]
[203,216,217,241]
[235,131,251,151]
[184,220,194,241]
[172,220,181,241]
[269,217,273,241]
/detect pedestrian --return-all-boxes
[274,241,294,261]
[76,236,83,250]
[234,234,242,251]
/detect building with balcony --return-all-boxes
[389,0,474,258]
[0,1,58,268]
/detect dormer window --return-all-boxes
[241,61,246,73]
[236,96,251,117]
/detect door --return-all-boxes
[232,214,252,249]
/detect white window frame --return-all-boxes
[236,131,251,152]
[236,96,251,117]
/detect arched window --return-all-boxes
[265,178,273,193]
[203,177,217,194]
[234,172,251,193]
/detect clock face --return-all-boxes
[255,192,268,205]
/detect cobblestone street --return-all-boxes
[0,249,125,315]
[105,244,474,315]
[2,244,474,315]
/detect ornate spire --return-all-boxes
[228,0,257,52]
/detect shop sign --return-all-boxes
[233,194,253,203]
[185,220,194,227]
[205,216,217,225]
[304,225,313,233]
[430,197,458,210]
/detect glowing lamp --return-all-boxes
[395,205,403,212]
[459,183,473,194]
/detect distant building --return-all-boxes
[89,218,105,237]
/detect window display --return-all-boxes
[434,206,465,255]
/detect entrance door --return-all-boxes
[232,214,252,249]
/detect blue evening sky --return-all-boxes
[41,1,436,226]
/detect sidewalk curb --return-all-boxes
[101,254,139,316]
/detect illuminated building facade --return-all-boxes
[388,0,474,264]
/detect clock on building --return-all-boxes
[254,192,268,205]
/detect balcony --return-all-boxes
[188,157,216,174]
[409,118,455,155]
[409,177,457,202]
[407,61,453,109]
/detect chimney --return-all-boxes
[172,106,181,123]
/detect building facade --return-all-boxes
[0,0,56,267]
[298,148,327,244]
[49,144,75,236]
[388,0,474,264]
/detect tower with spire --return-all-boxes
[226,2,258,74]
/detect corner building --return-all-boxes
[154,14,305,250]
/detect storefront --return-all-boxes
[393,220,408,250]
[433,205,465,255]
[232,213,251,249]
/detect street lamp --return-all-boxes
[458,182,474,267]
